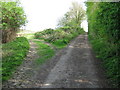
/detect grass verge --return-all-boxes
[34,41,55,65]
[2,37,29,82]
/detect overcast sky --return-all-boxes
[20,0,88,32]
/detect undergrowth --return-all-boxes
[2,37,29,82]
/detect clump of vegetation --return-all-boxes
[86,2,120,87]
[1,1,27,43]
[2,37,29,81]
[35,27,85,49]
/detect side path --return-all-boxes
[2,34,110,88]
[2,40,40,88]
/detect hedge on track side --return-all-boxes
[86,2,120,87]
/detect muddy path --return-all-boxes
[2,34,110,88]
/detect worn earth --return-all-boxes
[2,34,110,88]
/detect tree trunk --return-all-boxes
[2,28,17,43]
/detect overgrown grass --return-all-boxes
[34,41,55,64]
[2,37,29,82]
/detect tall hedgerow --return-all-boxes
[86,2,120,87]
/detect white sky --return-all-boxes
[20,0,88,32]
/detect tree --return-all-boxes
[1,1,27,43]
[58,2,85,29]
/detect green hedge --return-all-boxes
[86,2,120,87]
[2,37,29,81]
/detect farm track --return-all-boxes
[2,34,110,88]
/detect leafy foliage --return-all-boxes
[2,37,29,81]
[86,2,120,87]
[1,1,26,30]
[1,1,27,43]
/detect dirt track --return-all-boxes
[41,34,109,88]
[2,34,110,88]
